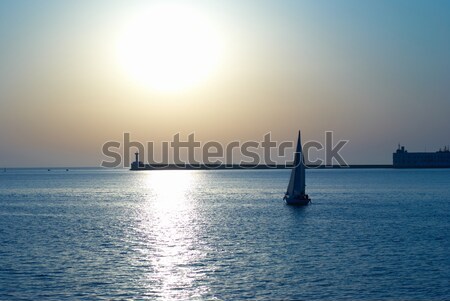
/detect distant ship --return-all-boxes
[393,145,450,168]
[283,131,311,205]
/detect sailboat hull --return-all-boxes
[285,196,311,206]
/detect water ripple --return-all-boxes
[0,169,449,300]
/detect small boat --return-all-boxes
[284,131,311,205]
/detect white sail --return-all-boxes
[287,131,306,197]
[287,162,296,196]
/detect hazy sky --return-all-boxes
[1,0,449,167]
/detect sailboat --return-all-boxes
[284,131,311,205]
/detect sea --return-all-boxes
[0,168,449,300]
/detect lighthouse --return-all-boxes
[135,152,139,168]
[130,152,140,170]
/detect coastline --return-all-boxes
[130,164,395,170]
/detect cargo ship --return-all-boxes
[393,145,450,168]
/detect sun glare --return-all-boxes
[117,3,224,93]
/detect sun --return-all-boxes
[117,3,224,93]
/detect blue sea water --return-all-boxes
[0,168,449,300]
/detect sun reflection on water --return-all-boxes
[134,171,209,299]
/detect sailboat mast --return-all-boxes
[300,149,306,195]
[297,131,305,195]
[286,131,307,197]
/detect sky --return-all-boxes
[1,0,449,167]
